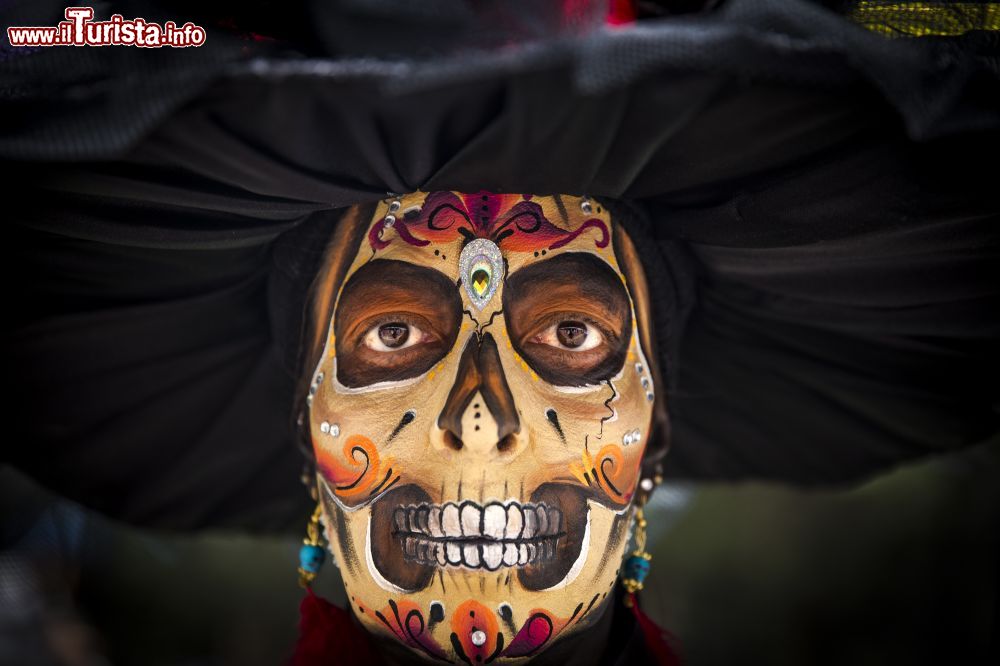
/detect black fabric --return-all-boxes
[3,0,999,531]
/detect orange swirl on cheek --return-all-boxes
[315,434,393,498]
[568,444,638,505]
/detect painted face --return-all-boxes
[308,192,659,663]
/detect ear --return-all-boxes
[612,222,670,479]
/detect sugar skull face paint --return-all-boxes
[307,192,662,663]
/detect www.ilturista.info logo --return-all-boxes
[7,7,206,48]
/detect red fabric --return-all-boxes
[628,593,682,666]
[289,589,382,666]
[606,0,637,25]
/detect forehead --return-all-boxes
[340,191,623,285]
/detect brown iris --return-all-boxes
[379,323,410,348]
[557,321,588,348]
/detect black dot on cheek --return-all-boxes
[470,610,475,618]
[541,250,547,255]
[434,249,440,256]
[474,403,480,409]
[442,255,446,260]
[533,251,539,257]
[475,425,480,431]
[474,412,481,419]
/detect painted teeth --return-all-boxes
[392,500,565,570]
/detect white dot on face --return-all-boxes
[471,629,487,646]
[320,421,330,434]
[331,424,340,437]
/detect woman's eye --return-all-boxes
[363,322,425,352]
[535,320,603,351]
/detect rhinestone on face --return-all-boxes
[471,266,491,298]
[635,362,643,374]
[383,213,396,227]
[580,197,593,214]
[458,238,504,310]
[320,421,331,434]
[330,424,340,437]
[624,432,634,446]
[388,200,401,212]
[646,392,655,402]
[632,429,642,443]
[471,630,487,647]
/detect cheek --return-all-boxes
[498,337,653,506]
[310,360,427,509]
[309,341,470,509]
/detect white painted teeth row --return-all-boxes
[392,501,563,541]
[403,536,557,570]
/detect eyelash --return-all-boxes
[530,315,614,352]
[358,316,430,353]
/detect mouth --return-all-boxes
[365,483,590,592]
[393,500,564,570]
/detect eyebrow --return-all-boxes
[503,252,632,326]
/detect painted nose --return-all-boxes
[436,333,521,455]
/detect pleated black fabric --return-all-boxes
[3,0,998,531]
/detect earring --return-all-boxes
[621,469,662,607]
[297,501,326,589]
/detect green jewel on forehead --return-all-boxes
[458,238,504,310]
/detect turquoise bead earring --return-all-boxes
[621,470,662,606]
[297,502,326,588]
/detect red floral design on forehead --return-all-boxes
[368,191,609,253]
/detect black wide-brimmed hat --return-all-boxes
[5,0,999,532]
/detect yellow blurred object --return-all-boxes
[849,2,1000,37]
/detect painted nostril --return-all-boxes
[497,433,517,452]
[444,431,464,451]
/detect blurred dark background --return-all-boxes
[2,439,998,666]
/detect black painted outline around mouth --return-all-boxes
[369,483,590,592]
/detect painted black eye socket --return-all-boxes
[379,323,410,348]
[503,252,632,386]
[557,322,587,347]
[334,259,463,388]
